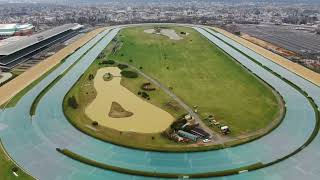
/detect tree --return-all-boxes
[88,74,94,81]
[117,64,128,69]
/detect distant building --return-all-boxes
[0,24,34,38]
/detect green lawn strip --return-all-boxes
[0,139,34,180]
[108,26,280,136]
[56,147,263,178]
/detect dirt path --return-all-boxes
[212,27,320,86]
[144,28,183,40]
[0,28,105,106]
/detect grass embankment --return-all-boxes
[108,26,281,136]
[0,140,34,180]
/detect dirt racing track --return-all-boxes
[0,24,320,180]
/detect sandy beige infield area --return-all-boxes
[85,67,174,133]
[0,28,105,106]
[212,27,320,86]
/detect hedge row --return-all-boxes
[120,70,138,78]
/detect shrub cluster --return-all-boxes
[92,121,99,126]
[138,91,150,100]
[121,70,138,78]
[68,96,78,109]
[100,60,115,65]
[117,64,128,69]
[88,74,94,81]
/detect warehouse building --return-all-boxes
[0,23,83,71]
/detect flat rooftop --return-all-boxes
[0,23,79,56]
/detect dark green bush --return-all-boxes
[88,74,94,81]
[12,167,19,172]
[117,64,128,69]
[101,60,115,65]
[68,96,78,109]
[92,121,99,126]
[141,92,149,99]
[121,70,138,78]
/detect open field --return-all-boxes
[108,26,281,136]
[85,67,174,133]
[0,27,105,106]
[212,27,320,86]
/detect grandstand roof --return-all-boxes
[0,23,79,55]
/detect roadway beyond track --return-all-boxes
[0,24,319,180]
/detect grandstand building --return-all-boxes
[0,23,83,71]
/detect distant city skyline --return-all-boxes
[0,0,320,5]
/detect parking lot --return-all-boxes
[239,24,320,55]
